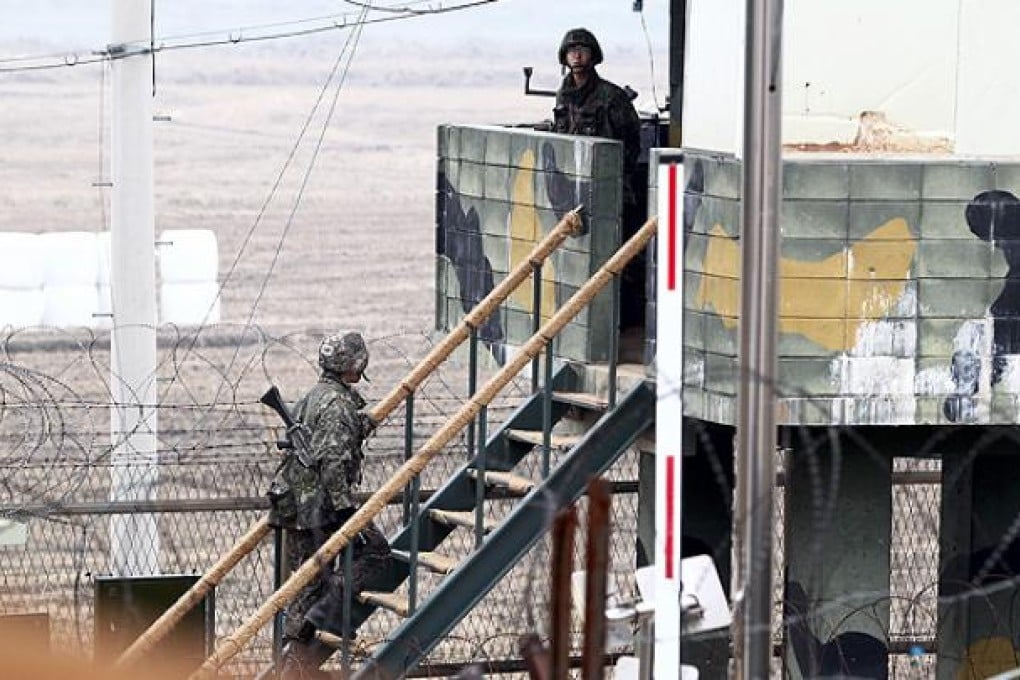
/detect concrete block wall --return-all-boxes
[684,0,1020,155]
[655,149,1020,426]
[435,125,623,363]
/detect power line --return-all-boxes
[170,2,373,440]
[342,0,432,13]
[637,6,661,112]
[0,0,499,74]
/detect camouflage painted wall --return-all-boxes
[656,149,1020,426]
[435,125,623,363]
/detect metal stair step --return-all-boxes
[391,549,459,575]
[552,391,608,411]
[358,591,410,617]
[466,468,537,496]
[577,362,648,401]
[428,509,498,533]
[505,429,583,450]
[362,382,657,676]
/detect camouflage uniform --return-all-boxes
[552,28,642,206]
[265,332,391,649]
[282,515,390,641]
[554,28,647,327]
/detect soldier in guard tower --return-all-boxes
[553,28,647,331]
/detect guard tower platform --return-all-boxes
[436,123,1020,677]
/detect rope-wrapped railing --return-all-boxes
[113,208,584,670]
[188,215,658,678]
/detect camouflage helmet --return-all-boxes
[318,331,369,379]
[558,27,603,67]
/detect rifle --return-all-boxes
[259,385,315,468]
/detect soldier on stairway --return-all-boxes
[267,331,391,678]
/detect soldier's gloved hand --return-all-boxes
[358,412,378,438]
[296,620,317,643]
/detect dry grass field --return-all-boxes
[0,40,656,337]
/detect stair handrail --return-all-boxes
[113,207,585,670]
[187,215,659,678]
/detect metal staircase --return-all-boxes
[334,368,655,679]
[163,216,659,679]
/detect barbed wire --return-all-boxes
[0,325,526,511]
[0,323,536,670]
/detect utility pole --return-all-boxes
[109,0,159,577]
[734,0,783,677]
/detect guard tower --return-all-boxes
[677,1,1020,677]
[435,1,1020,677]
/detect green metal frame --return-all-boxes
[354,380,655,679]
[334,363,580,632]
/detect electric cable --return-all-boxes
[177,2,372,439]
[0,0,498,74]
[637,7,661,112]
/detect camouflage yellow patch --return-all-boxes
[696,217,917,351]
[509,149,557,321]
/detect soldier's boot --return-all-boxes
[279,637,334,680]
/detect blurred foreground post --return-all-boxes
[550,506,578,678]
[734,0,783,677]
[582,479,611,680]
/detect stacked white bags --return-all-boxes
[0,233,45,327]
[0,229,220,329]
[158,229,220,326]
[96,231,113,328]
[41,231,101,326]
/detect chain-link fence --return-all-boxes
[0,324,953,677]
[0,325,645,676]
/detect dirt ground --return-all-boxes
[0,42,654,341]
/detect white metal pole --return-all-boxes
[109,0,159,577]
